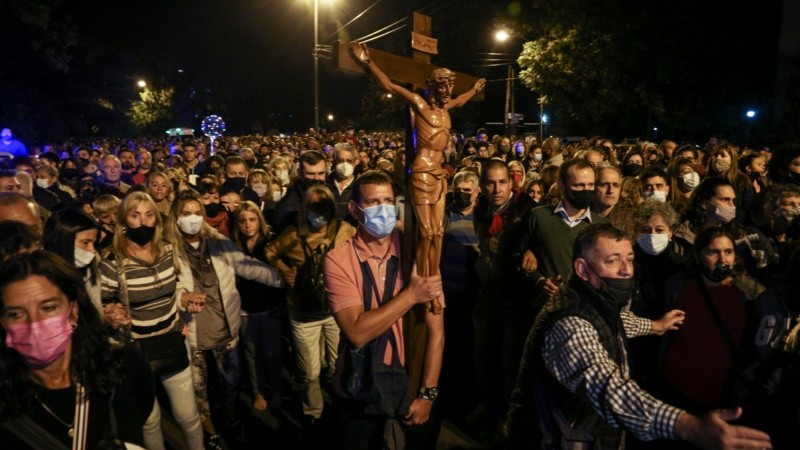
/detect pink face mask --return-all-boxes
[5,309,74,366]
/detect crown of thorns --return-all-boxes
[427,68,456,86]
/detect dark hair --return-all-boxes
[693,226,736,260]
[224,155,247,172]
[480,159,509,182]
[350,170,394,204]
[558,158,593,187]
[684,177,733,230]
[573,223,632,261]
[11,156,33,169]
[639,166,669,185]
[43,208,99,284]
[197,179,220,196]
[39,152,61,166]
[767,143,800,184]
[0,221,38,262]
[299,150,326,171]
[0,251,122,420]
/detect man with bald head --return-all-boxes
[0,192,42,240]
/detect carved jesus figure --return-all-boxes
[351,42,486,313]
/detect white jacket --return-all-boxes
[175,236,284,348]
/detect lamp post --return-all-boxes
[313,0,320,131]
[746,109,756,141]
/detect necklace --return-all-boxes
[34,393,75,438]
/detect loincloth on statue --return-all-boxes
[410,164,447,205]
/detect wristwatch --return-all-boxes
[417,386,439,401]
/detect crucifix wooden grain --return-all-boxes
[334,12,484,398]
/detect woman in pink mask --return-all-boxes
[0,250,154,449]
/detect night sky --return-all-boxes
[14,0,787,138]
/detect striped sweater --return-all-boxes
[99,246,182,339]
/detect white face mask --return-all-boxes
[271,191,283,202]
[177,214,205,235]
[680,172,700,191]
[74,247,96,268]
[644,190,668,202]
[251,182,268,198]
[335,162,354,179]
[36,178,51,189]
[636,233,670,256]
[276,169,289,182]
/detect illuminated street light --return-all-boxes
[495,30,510,42]
[746,110,756,118]
[137,79,147,88]
[541,114,549,124]
[327,114,334,121]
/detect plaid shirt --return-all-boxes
[541,311,684,442]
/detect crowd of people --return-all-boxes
[0,127,798,449]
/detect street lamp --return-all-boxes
[327,114,334,122]
[495,30,510,42]
[312,0,335,131]
[137,79,147,88]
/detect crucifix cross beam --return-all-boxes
[334,41,483,100]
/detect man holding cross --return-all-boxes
[351,42,485,313]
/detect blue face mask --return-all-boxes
[307,211,329,230]
[357,203,397,238]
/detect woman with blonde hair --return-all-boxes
[98,191,204,450]
[232,201,287,411]
[146,171,173,215]
[167,190,284,447]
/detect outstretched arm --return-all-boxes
[351,41,419,106]
[446,78,486,109]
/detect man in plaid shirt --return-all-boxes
[506,223,772,450]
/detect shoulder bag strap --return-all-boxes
[696,275,738,356]
[2,414,70,450]
[114,254,129,309]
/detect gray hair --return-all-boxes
[632,199,680,230]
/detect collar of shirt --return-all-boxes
[554,200,592,227]
[353,229,401,264]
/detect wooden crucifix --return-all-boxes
[334,12,485,396]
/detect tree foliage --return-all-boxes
[516,0,781,140]
[128,87,175,135]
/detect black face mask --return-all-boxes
[498,144,511,154]
[301,178,325,189]
[567,189,594,210]
[225,177,246,192]
[125,225,156,246]
[599,277,634,309]
[453,191,473,210]
[704,264,733,283]
[121,162,134,171]
[79,157,90,166]
[622,163,643,177]
[205,202,222,218]
[60,168,80,180]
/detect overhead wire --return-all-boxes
[321,0,386,44]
